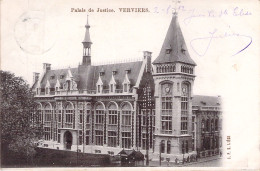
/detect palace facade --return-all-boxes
[31,14,222,162]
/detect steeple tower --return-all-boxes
[82,15,92,65]
[152,14,196,158]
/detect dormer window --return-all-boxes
[100,68,105,76]
[181,48,186,54]
[125,68,131,74]
[45,87,49,94]
[166,45,172,54]
[123,83,128,92]
[50,76,55,79]
[122,72,130,93]
[110,84,114,92]
[60,75,64,79]
[201,101,206,105]
[112,70,117,75]
[166,49,172,54]
[98,85,101,93]
[100,72,104,76]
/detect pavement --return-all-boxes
[144,155,222,167]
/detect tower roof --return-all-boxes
[153,15,196,66]
[82,16,92,43]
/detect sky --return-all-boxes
[1,0,260,168]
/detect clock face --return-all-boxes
[165,87,170,93]
[182,87,187,96]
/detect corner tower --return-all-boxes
[82,15,92,65]
[152,14,196,160]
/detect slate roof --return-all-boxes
[153,15,196,65]
[78,61,143,90]
[34,61,143,91]
[192,95,221,106]
[33,68,79,89]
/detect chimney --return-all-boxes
[143,51,152,73]
[33,72,40,83]
[43,63,51,73]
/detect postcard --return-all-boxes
[1,0,259,170]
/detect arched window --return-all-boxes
[44,104,52,141]
[211,119,214,132]
[108,103,118,147]
[206,119,210,132]
[167,140,171,154]
[121,102,132,149]
[55,103,62,143]
[181,82,189,134]
[169,65,172,72]
[85,103,91,145]
[215,119,218,131]
[161,140,165,153]
[201,119,205,132]
[95,103,105,146]
[35,104,42,123]
[161,82,173,134]
[65,103,74,128]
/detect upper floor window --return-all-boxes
[65,103,74,128]
[215,119,218,131]
[121,103,132,126]
[161,83,173,134]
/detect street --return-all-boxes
[145,156,222,167]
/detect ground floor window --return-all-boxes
[122,132,131,149]
[108,131,117,147]
[161,140,165,153]
[44,127,51,141]
[167,140,171,154]
[95,130,103,146]
[53,124,57,141]
[79,130,83,145]
[85,130,90,145]
[58,129,61,143]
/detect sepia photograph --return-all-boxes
[0,0,259,170]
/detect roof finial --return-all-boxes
[172,0,181,16]
[85,14,90,28]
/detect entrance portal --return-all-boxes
[64,131,72,150]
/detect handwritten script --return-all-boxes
[190,29,252,56]
[153,6,252,25]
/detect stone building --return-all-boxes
[31,14,222,162]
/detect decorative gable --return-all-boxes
[45,80,50,94]
[96,75,103,93]
[122,72,130,93]
[109,74,116,93]
[63,68,78,91]
[55,79,61,91]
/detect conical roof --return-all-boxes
[82,16,92,43]
[153,15,196,66]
